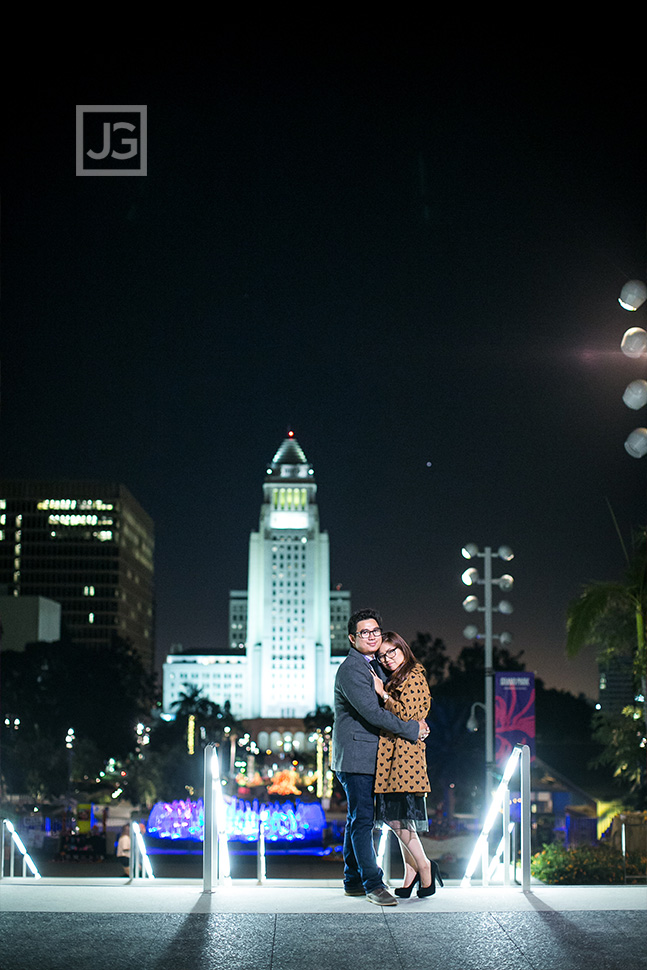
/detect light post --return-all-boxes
[65,727,75,833]
[461,544,514,808]
[618,277,647,457]
[616,275,647,759]
[309,723,332,802]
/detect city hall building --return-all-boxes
[163,434,350,733]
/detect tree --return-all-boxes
[170,687,244,746]
[171,684,218,722]
[428,640,527,813]
[425,695,485,815]
[535,688,611,797]
[449,642,526,680]
[590,707,646,805]
[303,705,334,733]
[0,635,155,798]
[410,633,450,684]
[566,524,647,797]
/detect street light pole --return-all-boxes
[483,548,495,808]
[65,727,75,834]
[461,544,514,810]
[617,277,647,749]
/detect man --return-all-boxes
[331,608,429,906]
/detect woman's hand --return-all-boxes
[372,671,386,698]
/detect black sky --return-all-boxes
[3,39,646,698]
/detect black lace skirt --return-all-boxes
[375,792,429,832]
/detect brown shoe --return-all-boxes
[366,886,398,906]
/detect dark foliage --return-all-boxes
[1,635,155,798]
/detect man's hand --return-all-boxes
[417,719,429,741]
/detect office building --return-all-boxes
[163,652,247,720]
[0,481,155,669]
[598,654,635,716]
[0,594,61,653]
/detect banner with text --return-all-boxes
[495,671,535,766]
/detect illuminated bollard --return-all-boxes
[257,811,267,884]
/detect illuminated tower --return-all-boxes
[242,433,334,718]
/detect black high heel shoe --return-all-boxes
[418,861,444,898]
[394,873,420,898]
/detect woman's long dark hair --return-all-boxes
[379,631,423,694]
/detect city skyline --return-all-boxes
[3,42,645,700]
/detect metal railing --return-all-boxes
[203,742,232,892]
[130,821,155,880]
[202,742,531,891]
[202,744,273,888]
[1,819,42,879]
[256,809,268,885]
[621,818,647,884]
[461,743,531,890]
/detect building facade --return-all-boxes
[244,433,334,719]
[330,587,352,657]
[163,653,247,719]
[0,594,61,653]
[162,435,350,722]
[598,654,635,716]
[0,481,155,669]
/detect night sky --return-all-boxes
[3,40,646,699]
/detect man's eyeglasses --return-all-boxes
[377,646,399,662]
[355,628,383,640]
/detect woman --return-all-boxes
[371,632,443,898]
[116,823,131,877]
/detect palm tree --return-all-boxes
[565,524,647,776]
[171,687,245,777]
[171,684,218,722]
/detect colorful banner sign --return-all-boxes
[76,804,92,834]
[495,672,535,765]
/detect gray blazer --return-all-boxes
[331,646,420,774]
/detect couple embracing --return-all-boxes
[331,608,443,906]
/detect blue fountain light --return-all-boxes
[147,796,325,843]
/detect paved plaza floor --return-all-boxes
[1,877,646,970]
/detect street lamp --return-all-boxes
[619,279,647,312]
[619,275,647,456]
[466,701,486,733]
[461,544,514,808]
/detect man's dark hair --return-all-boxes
[348,608,383,637]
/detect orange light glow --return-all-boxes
[266,769,301,795]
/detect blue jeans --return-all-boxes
[336,771,383,893]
